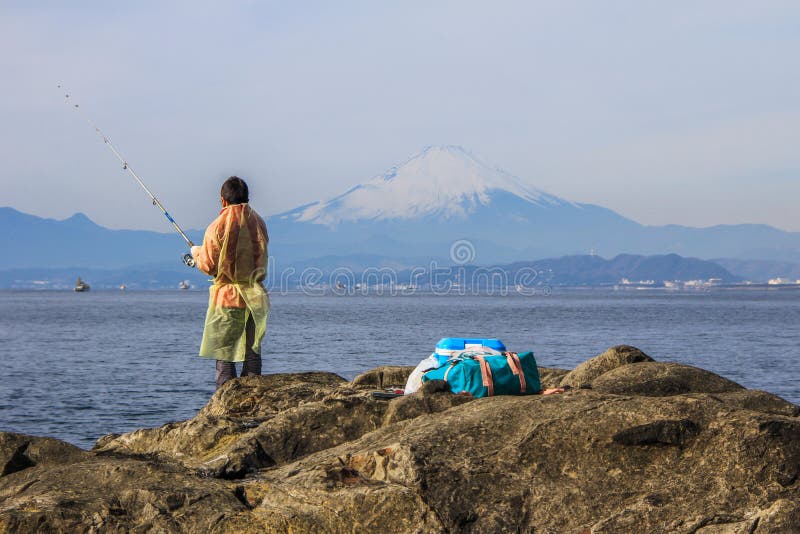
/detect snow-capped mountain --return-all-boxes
[269,145,637,262]
[266,146,800,264]
[281,145,573,226]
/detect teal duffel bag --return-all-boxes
[421,350,542,397]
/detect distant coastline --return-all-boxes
[4,251,797,291]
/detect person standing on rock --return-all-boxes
[191,176,270,389]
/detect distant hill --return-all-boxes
[0,207,202,270]
[290,253,740,289]
[363,253,740,289]
[500,254,740,286]
[0,250,737,290]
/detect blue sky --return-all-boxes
[1,1,798,231]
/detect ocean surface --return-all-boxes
[0,289,798,449]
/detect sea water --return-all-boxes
[0,289,798,449]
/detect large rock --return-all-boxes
[94,371,387,478]
[560,344,655,388]
[351,365,414,388]
[232,391,800,532]
[711,389,800,417]
[382,379,473,425]
[199,370,348,418]
[592,362,745,396]
[1,346,799,533]
[93,370,466,479]
[0,433,246,532]
[0,433,87,476]
[0,454,248,532]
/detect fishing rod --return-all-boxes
[58,84,196,268]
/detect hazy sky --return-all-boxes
[1,1,798,232]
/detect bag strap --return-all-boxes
[475,355,494,396]
[505,352,526,393]
[443,362,454,383]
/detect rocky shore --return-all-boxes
[1,346,799,532]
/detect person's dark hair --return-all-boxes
[221,176,249,204]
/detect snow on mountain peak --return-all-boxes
[294,145,566,225]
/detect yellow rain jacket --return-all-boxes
[194,203,270,362]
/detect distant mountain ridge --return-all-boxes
[0,206,202,270]
[2,145,800,273]
[0,252,739,289]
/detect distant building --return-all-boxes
[768,278,791,285]
[619,278,654,285]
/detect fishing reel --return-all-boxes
[183,253,196,268]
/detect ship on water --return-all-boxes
[179,280,190,290]
[74,277,90,292]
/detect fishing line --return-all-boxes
[58,84,196,268]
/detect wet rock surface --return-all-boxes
[1,345,798,533]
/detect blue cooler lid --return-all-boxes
[435,337,506,352]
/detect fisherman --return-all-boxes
[191,176,270,389]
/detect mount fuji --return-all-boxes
[287,145,572,225]
[267,145,800,265]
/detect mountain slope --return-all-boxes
[267,146,800,263]
[285,145,572,224]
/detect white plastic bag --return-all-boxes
[404,354,441,395]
